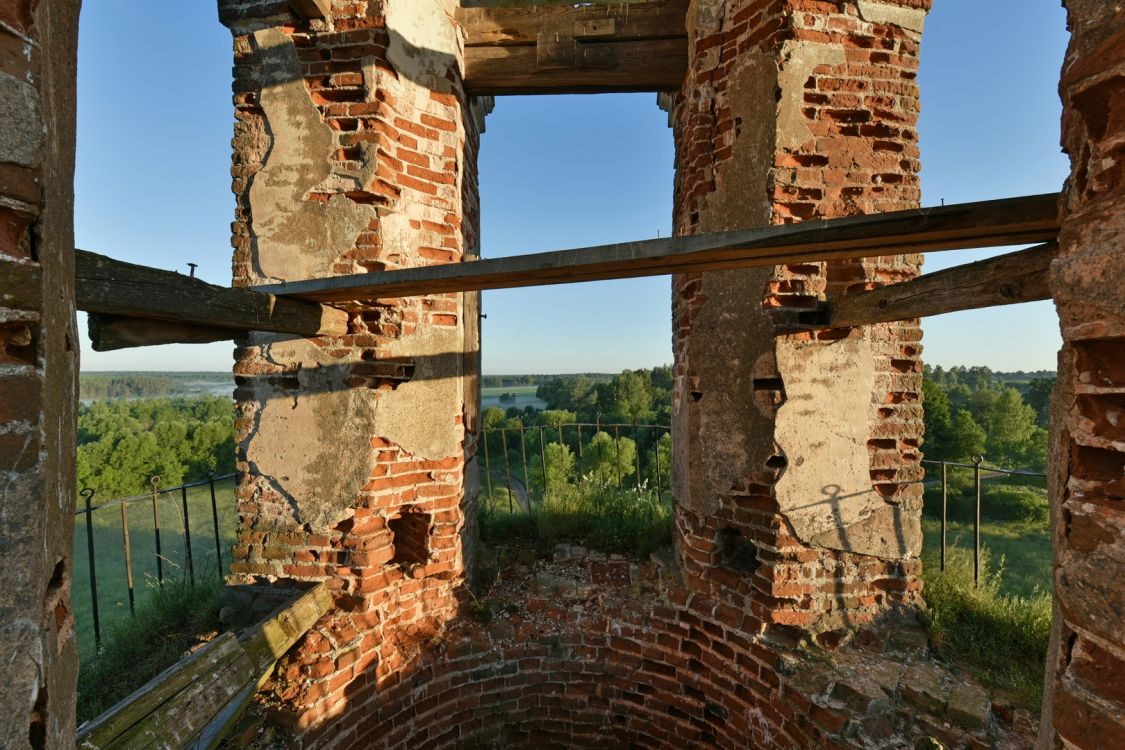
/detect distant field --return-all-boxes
[481,385,546,411]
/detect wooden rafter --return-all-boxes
[258,193,1061,303]
[458,0,689,95]
[808,242,1058,331]
[75,250,349,350]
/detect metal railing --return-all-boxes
[479,421,672,511]
[922,456,1047,585]
[76,472,235,650]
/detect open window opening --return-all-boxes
[389,507,432,569]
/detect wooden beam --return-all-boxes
[288,0,331,20]
[87,315,236,352]
[813,242,1057,330]
[458,0,688,95]
[75,250,349,340]
[257,193,1061,304]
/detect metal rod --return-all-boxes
[500,428,514,513]
[576,423,583,478]
[940,461,947,573]
[181,484,195,586]
[82,488,101,651]
[538,425,548,496]
[209,472,223,577]
[973,454,983,585]
[613,424,622,488]
[120,501,135,615]
[633,419,642,490]
[482,428,494,502]
[150,476,164,584]
[654,429,663,501]
[519,427,531,513]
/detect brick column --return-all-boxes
[218,0,483,739]
[0,1,81,747]
[1039,3,1125,747]
[670,0,929,640]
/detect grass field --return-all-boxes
[481,385,547,410]
[922,517,1052,598]
[72,476,238,659]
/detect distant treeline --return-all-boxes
[924,365,1052,470]
[481,373,614,389]
[80,372,232,401]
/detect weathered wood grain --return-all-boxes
[258,193,1061,304]
[87,315,236,352]
[458,0,689,46]
[74,583,333,750]
[75,250,348,338]
[821,242,1058,330]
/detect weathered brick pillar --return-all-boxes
[1039,3,1125,746]
[670,0,929,640]
[218,0,483,739]
[0,1,81,747]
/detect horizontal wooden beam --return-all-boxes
[75,250,349,343]
[459,0,688,95]
[86,315,237,352]
[257,193,1061,304]
[814,242,1057,330]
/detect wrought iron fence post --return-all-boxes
[181,484,195,586]
[150,475,164,585]
[972,454,983,585]
[500,428,514,513]
[119,501,135,615]
[481,428,494,502]
[613,424,622,489]
[81,488,101,651]
[576,423,583,477]
[940,461,948,573]
[538,425,548,496]
[519,428,531,512]
[208,471,223,577]
[654,427,663,501]
[633,419,642,490]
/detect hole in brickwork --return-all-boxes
[28,684,47,750]
[1071,444,1125,495]
[719,527,759,573]
[389,507,430,568]
[1076,338,1125,388]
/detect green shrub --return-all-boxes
[921,544,1051,709]
[76,577,223,725]
[982,485,1049,525]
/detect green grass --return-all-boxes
[72,476,238,659]
[479,479,673,558]
[920,544,1051,710]
[76,576,223,725]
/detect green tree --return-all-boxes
[584,431,637,484]
[977,387,1038,466]
[1025,377,1055,429]
[611,370,653,422]
[922,379,953,460]
[537,409,577,428]
[646,432,673,490]
[946,410,987,461]
[532,442,575,494]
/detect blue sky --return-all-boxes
[75,1,1070,373]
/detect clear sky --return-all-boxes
[75,0,1070,373]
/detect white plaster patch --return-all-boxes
[777,41,846,153]
[386,0,461,86]
[855,1,927,34]
[774,338,915,558]
[249,28,375,282]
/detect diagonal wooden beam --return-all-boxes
[800,242,1058,332]
[75,250,349,347]
[257,193,1061,304]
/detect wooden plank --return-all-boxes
[87,315,236,352]
[257,193,1061,304]
[75,250,348,338]
[74,583,333,750]
[458,1,689,47]
[0,256,42,311]
[819,242,1057,330]
[288,0,331,20]
[464,39,686,94]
